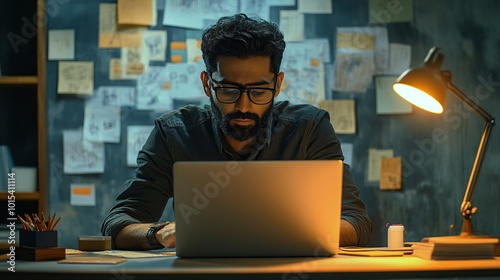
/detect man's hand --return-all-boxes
[156,221,176,248]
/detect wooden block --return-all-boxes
[17,247,66,261]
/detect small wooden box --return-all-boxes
[78,236,111,251]
[19,230,58,248]
[17,247,66,261]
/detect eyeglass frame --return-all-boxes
[208,73,278,105]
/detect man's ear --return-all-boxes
[274,71,285,98]
[200,71,211,97]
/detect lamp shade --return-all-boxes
[393,65,447,114]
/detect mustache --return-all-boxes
[226,111,259,121]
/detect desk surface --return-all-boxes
[2,252,500,280]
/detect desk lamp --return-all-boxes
[392,46,495,239]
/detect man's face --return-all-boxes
[201,56,284,141]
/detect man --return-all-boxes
[101,13,372,250]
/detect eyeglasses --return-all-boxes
[209,74,277,105]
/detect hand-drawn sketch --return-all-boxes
[83,106,121,143]
[278,57,325,105]
[164,61,206,100]
[142,30,167,61]
[136,66,173,111]
[63,130,105,174]
[86,86,136,107]
[333,51,374,93]
[127,125,154,167]
[162,0,238,29]
[121,47,149,79]
[57,61,94,95]
[317,99,356,134]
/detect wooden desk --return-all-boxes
[1,253,500,280]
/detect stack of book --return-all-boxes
[411,236,499,260]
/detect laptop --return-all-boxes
[173,160,343,258]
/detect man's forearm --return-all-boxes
[115,223,152,250]
[339,219,358,247]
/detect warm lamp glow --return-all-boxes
[393,83,443,113]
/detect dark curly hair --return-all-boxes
[201,13,286,75]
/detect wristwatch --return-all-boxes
[146,221,170,248]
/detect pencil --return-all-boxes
[51,217,61,231]
[17,215,29,230]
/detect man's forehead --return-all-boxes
[211,56,273,81]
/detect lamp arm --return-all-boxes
[446,81,496,220]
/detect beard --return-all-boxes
[210,97,273,141]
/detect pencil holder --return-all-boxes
[20,230,58,248]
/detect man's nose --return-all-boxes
[235,90,252,113]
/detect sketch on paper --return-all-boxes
[57,61,94,95]
[63,130,105,174]
[127,125,154,167]
[164,62,206,100]
[162,0,238,29]
[278,57,325,105]
[333,51,374,93]
[136,66,173,111]
[83,106,121,143]
[142,30,167,61]
[86,86,136,107]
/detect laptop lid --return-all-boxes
[173,160,343,258]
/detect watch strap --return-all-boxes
[146,221,170,248]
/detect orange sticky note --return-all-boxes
[310,59,320,66]
[170,42,186,50]
[73,186,92,195]
[171,55,183,63]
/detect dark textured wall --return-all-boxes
[46,0,500,248]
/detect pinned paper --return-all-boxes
[71,184,96,206]
[367,148,394,182]
[99,3,142,48]
[63,130,104,174]
[380,157,402,190]
[109,58,122,80]
[375,75,412,114]
[170,41,187,63]
[186,38,202,62]
[127,125,154,167]
[279,10,305,42]
[368,0,413,23]
[117,0,155,27]
[317,99,356,134]
[48,29,75,60]
[298,0,332,14]
[83,106,121,143]
[57,61,94,95]
[142,30,167,61]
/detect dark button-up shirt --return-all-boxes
[101,101,372,247]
